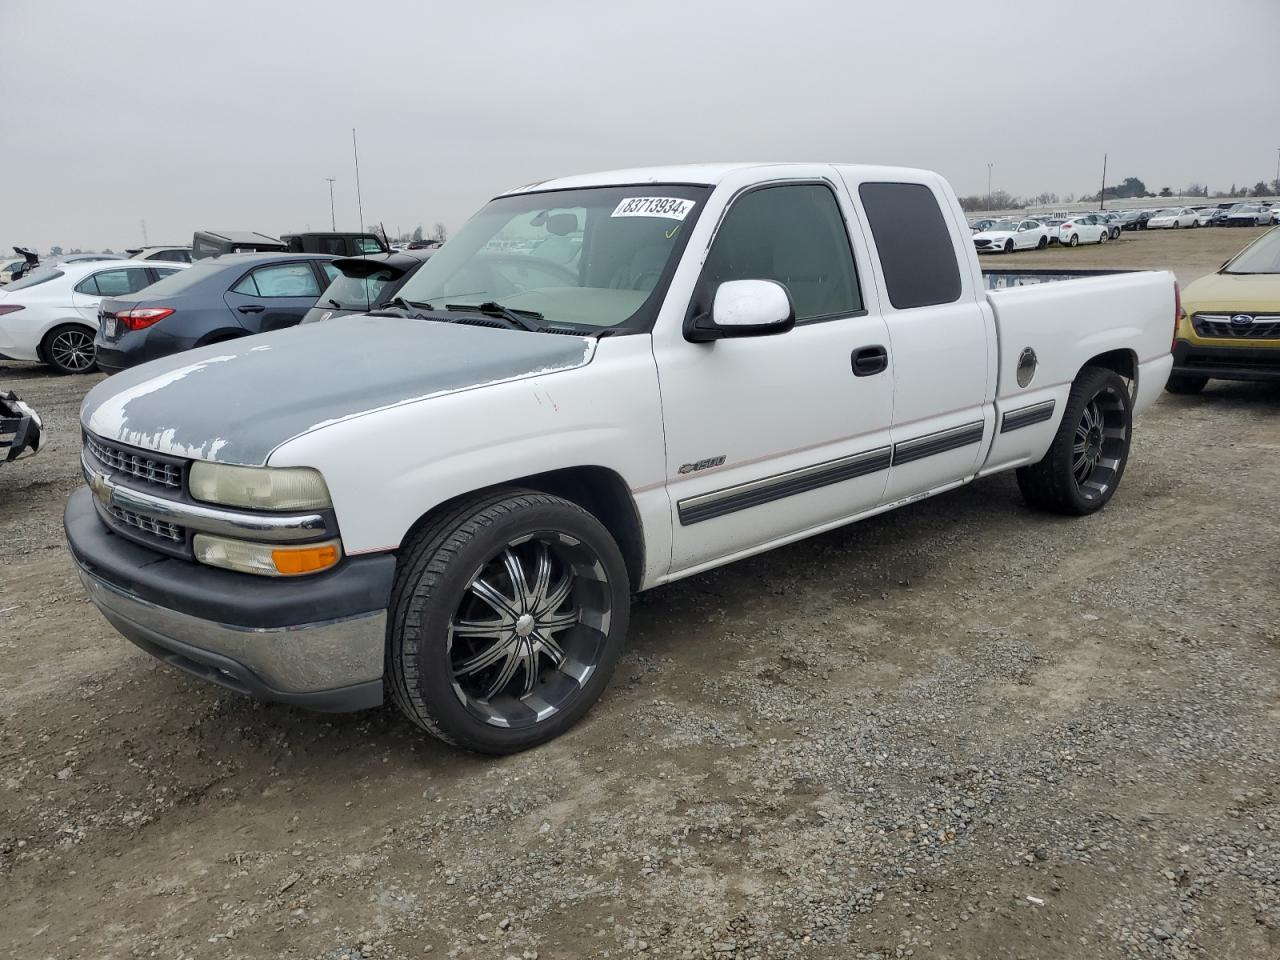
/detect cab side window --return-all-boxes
[696,183,862,322]
[859,181,962,309]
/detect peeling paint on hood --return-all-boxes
[81,315,596,466]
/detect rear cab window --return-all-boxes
[858,181,962,309]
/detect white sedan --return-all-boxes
[972,218,1049,254]
[1057,214,1109,246]
[0,260,186,373]
[1146,207,1198,229]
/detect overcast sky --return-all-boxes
[3,0,1278,252]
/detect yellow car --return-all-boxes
[1168,226,1280,393]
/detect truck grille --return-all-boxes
[84,433,184,489]
[107,503,186,543]
[1192,313,1280,339]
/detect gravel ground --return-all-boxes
[2,228,1279,959]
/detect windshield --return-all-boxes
[1223,229,1280,274]
[4,268,64,290]
[395,185,709,331]
[982,220,1015,232]
[1154,209,1178,217]
[322,265,403,310]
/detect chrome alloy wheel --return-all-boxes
[49,328,96,372]
[1072,385,1127,502]
[448,533,612,728]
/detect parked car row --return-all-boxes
[0,241,435,375]
[970,214,1113,253]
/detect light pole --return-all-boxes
[1274,148,1279,195]
[987,162,993,213]
[325,178,337,231]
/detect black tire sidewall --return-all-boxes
[392,495,631,754]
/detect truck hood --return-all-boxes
[81,315,596,466]
[1181,271,1280,310]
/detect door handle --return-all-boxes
[237,304,265,314]
[851,345,888,377]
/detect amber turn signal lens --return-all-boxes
[271,543,340,576]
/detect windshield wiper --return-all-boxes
[445,301,544,332]
[327,298,342,309]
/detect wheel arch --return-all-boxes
[398,465,646,590]
[194,328,247,347]
[1080,347,1138,396]
[39,319,98,363]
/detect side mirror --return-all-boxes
[685,279,796,343]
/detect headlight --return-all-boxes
[189,462,331,511]
[193,533,342,577]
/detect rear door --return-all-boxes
[71,266,155,327]
[222,260,326,333]
[847,177,994,502]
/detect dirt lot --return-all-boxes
[2,227,1279,960]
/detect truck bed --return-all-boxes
[983,267,1141,289]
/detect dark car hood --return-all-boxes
[82,315,596,466]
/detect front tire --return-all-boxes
[1098,230,1108,244]
[41,324,98,374]
[1016,366,1132,516]
[387,490,631,754]
[1165,374,1208,394]
[1004,239,1014,254]
[1037,235,1048,249]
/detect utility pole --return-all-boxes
[140,219,148,245]
[987,162,993,213]
[1274,147,1279,195]
[1099,153,1108,210]
[352,128,365,238]
[325,178,337,231]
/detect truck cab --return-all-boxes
[67,163,1177,754]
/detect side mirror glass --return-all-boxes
[685,279,796,343]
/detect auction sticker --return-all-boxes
[611,197,696,220]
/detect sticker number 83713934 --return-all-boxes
[611,197,697,220]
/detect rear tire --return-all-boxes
[1069,234,1079,247]
[387,489,631,754]
[41,324,98,375]
[1164,374,1208,395]
[1016,366,1132,516]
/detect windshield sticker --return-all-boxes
[611,197,696,221]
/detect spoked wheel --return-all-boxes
[447,535,612,729]
[1017,366,1132,516]
[42,324,98,374]
[1098,229,1108,244]
[388,490,629,753]
[1069,234,1079,247]
[1070,392,1125,498]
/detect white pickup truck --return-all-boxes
[66,163,1176,753]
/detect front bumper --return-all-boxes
[65,486,396,711]
[1172,339,1280,383]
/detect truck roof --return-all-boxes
[501,162,939,196]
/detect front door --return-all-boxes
[655,181,895,575]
